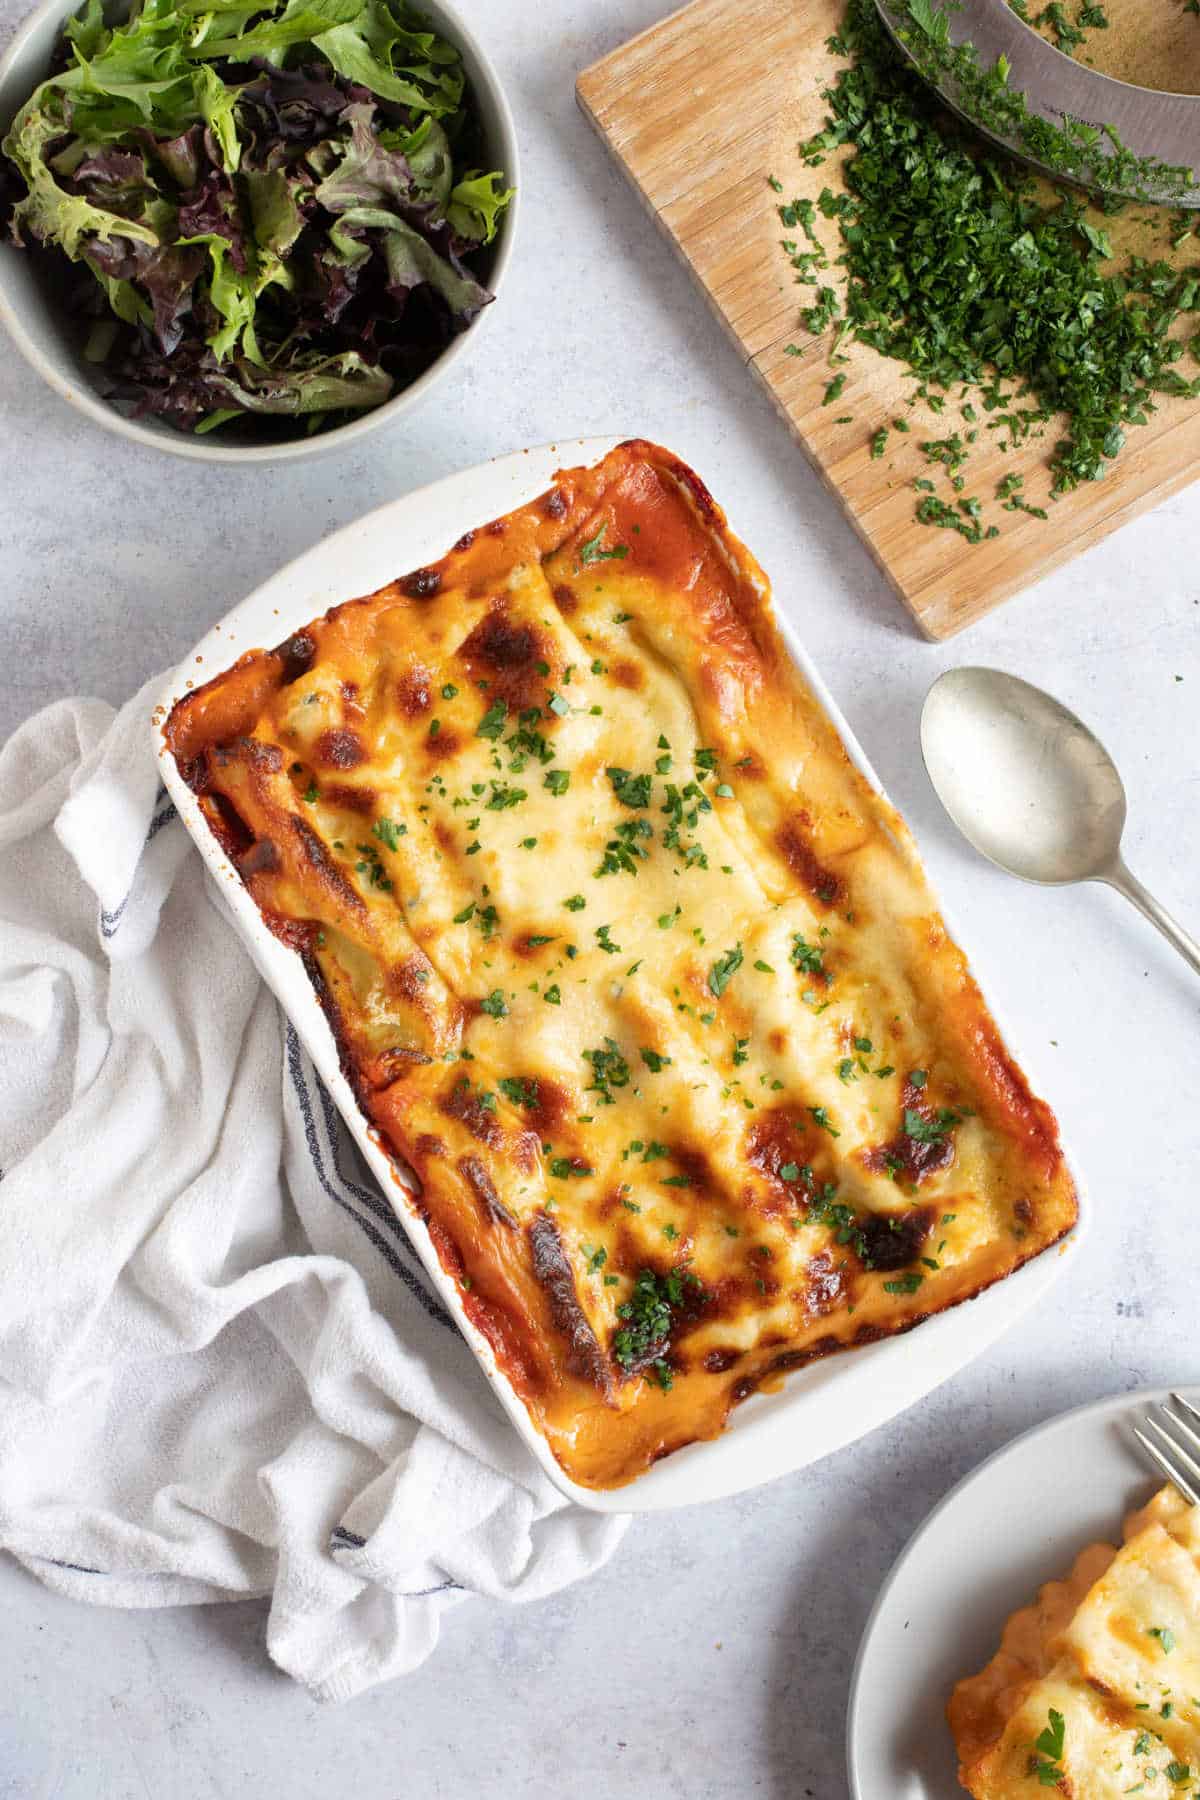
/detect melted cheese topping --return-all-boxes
[949,1485,1200,1796]
[166,440,1078,1490]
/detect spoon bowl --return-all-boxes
[920,668,1127,886]
[920,667,1200,977]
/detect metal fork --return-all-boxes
[1134,1393,1200,1506]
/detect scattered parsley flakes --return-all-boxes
[476,699,507,740]
[708,942,744,998]
[606,767,652,808]
[882,1271,924,1296]
[498,1076,538,1108]
[1031,1707,1066,1787]
[806,1105,840,1137]
[579,525,630,565]
[790,934,826,977]
[582,1038,631,1104]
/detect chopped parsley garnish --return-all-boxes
[594,924,622,954]
[1149,1626,1177,1655]
[583,1038,631,1104]
[1031,1707,1066,1787]
[441,683,458,700]
[548,1157,593,1180]
[579,525,630,565]
[354,843,393,891]
[485,782,527,811]
[453,901,476,923]
[595,816,653,876]
[909,1068,927,1089]
[583,1244,607,1274]
[779,1162,801,1182]
[790,0,1200,521]
[640,1048,671,1072]
[476,699,508,740]
[543,984,562,1005]
[564,894,586,911]
[662,1176,692,1190]
[479,990,508,1018]
[606,767,652,808]
[708,942,744,998]
[790,934,826,977]
[372,817,404,851]
[883,1271,924,1296]
[301,780,319,803]
[544,768,570,795]
[903,1107,961,1143]
[806,1105,841,1137]
[497,1076,538,1108]
[612,1267,701,1376]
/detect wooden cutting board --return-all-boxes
[576,0,1200,638]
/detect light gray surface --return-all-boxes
[1,0,1198,1795]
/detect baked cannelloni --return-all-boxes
[950,1484,1200,1795]
[165,440,1078,1489]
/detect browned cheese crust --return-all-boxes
[166,440,1078,1490]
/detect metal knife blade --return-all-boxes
[874,0,1200,205]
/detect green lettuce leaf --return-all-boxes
[208,348,393,413]
[4,93,160,256]
[447,169,514,244]
[243,166,306,256]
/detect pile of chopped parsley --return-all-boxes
[778,0,1200,541]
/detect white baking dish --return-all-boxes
[154,437,1087,1513]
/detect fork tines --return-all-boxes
[1134,1392,1200,1508]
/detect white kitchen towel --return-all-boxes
[0,677,627,1702]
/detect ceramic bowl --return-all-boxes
[0,0,518,463]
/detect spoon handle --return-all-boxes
[1106,860,1200,979]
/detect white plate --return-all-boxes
[154,436,1087,1513]
[847,1384,1199,1799]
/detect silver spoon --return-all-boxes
[920,667,1200,978]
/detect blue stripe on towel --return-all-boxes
[99,801,179,938]
[285,1027,454,1332]
[327,1529,464,1596]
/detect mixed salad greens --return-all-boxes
[1,0,514,435]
